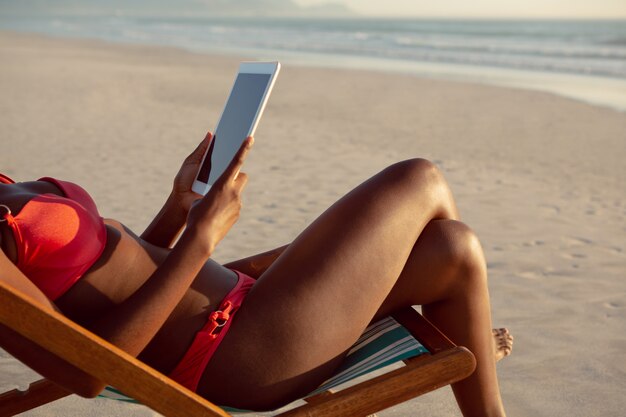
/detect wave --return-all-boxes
[2,15,625,79]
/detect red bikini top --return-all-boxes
[0,173,107,300]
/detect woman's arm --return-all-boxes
[0,251,106,398]
[140,193,188,248]
[92,137,253,357]
[141,133,211,248]
[1,136,252,398]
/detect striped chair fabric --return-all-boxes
[98,316,429,409]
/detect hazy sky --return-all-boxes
[295,0,626,18]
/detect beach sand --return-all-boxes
[1,31,625,416]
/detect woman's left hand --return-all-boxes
[171,131,212,213]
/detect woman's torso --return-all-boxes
[0,179,239,373]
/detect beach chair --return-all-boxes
[0,280,475,417]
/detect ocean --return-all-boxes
[1,15,626,110]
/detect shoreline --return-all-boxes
[201,44,626,113]
[1,31,625,417]
[2,28,626,113]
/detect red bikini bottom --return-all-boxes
[169,270,256,392]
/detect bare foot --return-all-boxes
[493,328,513,362]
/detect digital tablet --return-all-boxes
[192,61,281,195]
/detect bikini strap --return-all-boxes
[0,173,15,184]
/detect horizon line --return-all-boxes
[2,11,625,20]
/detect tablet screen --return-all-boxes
[196,73,272,186]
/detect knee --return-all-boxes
[383,159,456,218]
[385,158,443,187]
[429,220,487,288]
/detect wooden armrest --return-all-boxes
[0,287,475,417]
[286,307,477,416]
[280,346,475,417]
[0,281,230,417]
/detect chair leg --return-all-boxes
[0,378,71,417]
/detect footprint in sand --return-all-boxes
[561,236,593,247]
[517,271,540,280]
[562,252,587,259]
[604,302,624,318]
[538,204,561,216]
[257,216,276,224]
[487,262,507,270]
[522,240,546,248]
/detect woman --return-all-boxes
[0,132,512,416]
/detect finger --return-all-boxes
[223,136,254,181]
[190,198,202,210]
[233,171,249,193]
[186,131,213,163]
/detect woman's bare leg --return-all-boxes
[372,219,506,416]
[199,159,505,416]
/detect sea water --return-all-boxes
[1,15,625,110]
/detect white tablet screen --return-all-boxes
[197,73,272,186]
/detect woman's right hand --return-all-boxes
[185,136,254,256]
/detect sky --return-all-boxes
[295,0,626,18]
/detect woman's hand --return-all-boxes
[171,131,213,213]
[185,136,253,255]
[142,132,212,247]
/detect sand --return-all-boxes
[1,31,625,416]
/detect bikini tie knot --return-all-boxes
[0,204,11,222]
[207,301,234,336]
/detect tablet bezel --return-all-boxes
[191,61,281,195]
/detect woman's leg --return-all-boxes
[372,219,506,416]
[199,159,504,415]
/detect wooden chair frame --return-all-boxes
[0,280,475,417]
